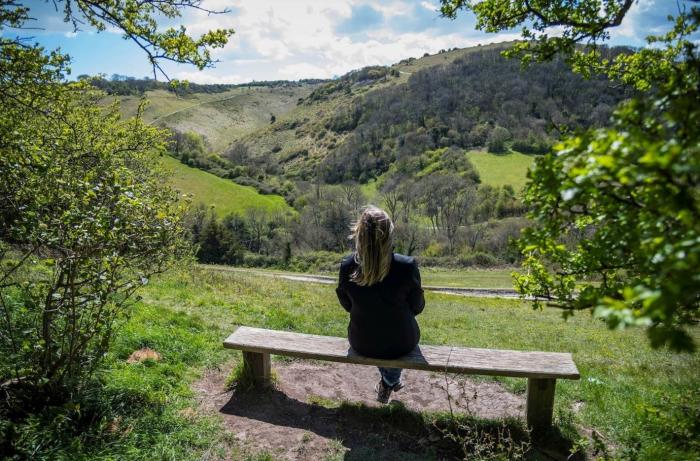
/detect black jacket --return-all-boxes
[336,253,425,359]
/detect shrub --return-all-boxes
[288,251,345,272]
[0,87,190,411]
[486,126,511,153]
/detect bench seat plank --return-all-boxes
[223,326,579,380]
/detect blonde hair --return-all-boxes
[350,206,394,286]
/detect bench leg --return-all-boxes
[242,351,271,387]
[526,378,556,433]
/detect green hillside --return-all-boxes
[467,150,534,191]
[116,85,315,152]
[100,44,627,265]
[161,155,292,217]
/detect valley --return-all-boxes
[102,42,629,272]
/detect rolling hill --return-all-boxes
[160,155,292,217]
[110,42,629,218]
[117,85,314,152]
[111,84,313,214]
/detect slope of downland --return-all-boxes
[232,43,628,189]
[113,87,305,215]
[115,84,316,153]
[233,46,505,181]
[162,155,292,217]
[113,43,626,208]
[466,150,535,191]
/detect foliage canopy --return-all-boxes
[441,0,700,350]
[0,0,231,410]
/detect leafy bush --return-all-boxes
[241,253,279,268]
[486,126,511,153]
[0,84,190,411]
[288,251,345,273]
[417,252,504,268]
[457,252,501,267]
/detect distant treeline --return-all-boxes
[320,46,633,183]
[80,74,328,95]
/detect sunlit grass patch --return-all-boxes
[466,150,534,191]
[15,266,694,459]
[138,267,699,460]
[161,156,292,218]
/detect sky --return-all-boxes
[6,0,689,84]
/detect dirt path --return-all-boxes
[203,266,525,299]
[194,360,525,460]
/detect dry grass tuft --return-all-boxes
[126,347,162,363]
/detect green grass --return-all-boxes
[10,267,697,459]
[420,267,516,288]
[134,266,698,460]
[221,265,518,289]
[3,300,234,460]
[467,150,535,192]
[161,156,292,217]
[359,179,380,204]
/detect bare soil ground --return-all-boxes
[193,359,528,460]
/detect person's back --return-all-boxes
[337,253,424,359]
[335,206,425,403]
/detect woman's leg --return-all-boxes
[378,367,402,388]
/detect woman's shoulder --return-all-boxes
[392,253,417,267]
[340,254,356,270]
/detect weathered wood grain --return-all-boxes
[526,378,556,432]
[223,326,580,380]
[242,351,271,386]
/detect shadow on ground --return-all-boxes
[195,360,583,460]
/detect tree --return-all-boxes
[0,88,191,408]
[340,182,367,215]
[486,125,511,153]
[417,174,477,252]
[441,0,700,351]
[169,129,209,165]
[33,1,234,80]
[0,0,233,410]
[225,141,250,164]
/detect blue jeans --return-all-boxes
[378,367,402,387]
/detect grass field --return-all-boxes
[162,155,292,217]
[22,266,696,460]
[225,265,518,289]
[467,150,535,192]
[419,267,516,288]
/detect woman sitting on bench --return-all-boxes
[336,206,426,403]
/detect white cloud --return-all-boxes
[26,0,671,82]
[610,0,656,41]
[167,0,527,82]
[420,1,438,12]
[175,70,246,84]
[68,0,665,83]
[278,62,330,79]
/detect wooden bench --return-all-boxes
[223,326,580,432]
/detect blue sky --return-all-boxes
[6,0,687,83]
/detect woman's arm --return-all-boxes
[408,263,425,315]
[336,266,352,312]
